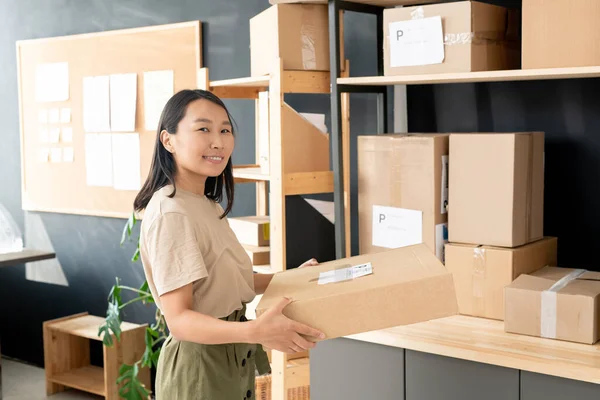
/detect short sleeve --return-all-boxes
[145,212,208,296]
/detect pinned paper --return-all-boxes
[35,62,69,102]
[39,129,49,143]
[111,133,141,191]
[110,73,137,132]
[49,127,60,143]
[60,108,71,123]
[50,148,62,163]
[83,76,111,132]
[144,70,173,131]
[61,127,73,143]
[48,108,60,124]
[372,205,423,249]
[63,147,74,162]
[318,262,373,285]
[85,133,113,186]
[38,110,48,124]
[388,16,445,67]
[39,149,49,163]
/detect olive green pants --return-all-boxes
[155,306,271,400]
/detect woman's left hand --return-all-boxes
[298,258,319,268]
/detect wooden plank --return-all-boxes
[285,357,310,389]
[341,60,351,257]
[338,66,600,86]
[210,75,270,89]
[233,166,270,182]
[0,249,55,267]
[48,315,145,341]
[48,366,105,397]
[282,71,330,94]
[284,171,334,195]
[346,315,600,385]
[210,86,259,99]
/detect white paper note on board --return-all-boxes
[144,70,173,131]
[372,205,423,249]
[61,127,73,143]
[39,129,48,143]
[48,127,60,143]
[49,148,62,163]
[35,62,69,102]
[83,76,111,133]
[110,73,137,132]
[111,133,141,191]
[63,147,74,163]
[388,16,444,68]
[60,108,71,123]
[85,133,113,187]
[48,108,60,124]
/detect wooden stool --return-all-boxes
[43,312,150,399]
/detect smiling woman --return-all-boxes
[131,89,325,400]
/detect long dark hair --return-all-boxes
[133,89,235,218]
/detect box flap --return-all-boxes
[507,266,600,298]
[257,243,450,313]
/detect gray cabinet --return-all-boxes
[310,338,405,400]
[520,371,600,400]
[405,350,519,400]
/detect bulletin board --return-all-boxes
[16,21,202,219]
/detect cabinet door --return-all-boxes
[405,350,519,400]
[521,371,600,400]
[310,338,405,400]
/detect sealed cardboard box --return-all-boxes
[250,4,338,77]
[229,216,270,247]
[256,243,458,340]
[505,266,600,345]
[358,134,449,262]
[270,0,445,5]
[448,132,544,248]
[383,1,520,76]
[523,0,600,69]
[445,237,557,320]
[243,244,270,266]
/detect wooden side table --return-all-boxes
[43,312,150,399]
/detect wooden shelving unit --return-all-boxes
[199,57,351,400]
[43,312,149,400]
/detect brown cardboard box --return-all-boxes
[270,0,445,5]
[250,4,335,77]
[256,243,458,340]
[358,134,449,262]
[448,132,545,248]
[445,237,557,320]
[505,266,600,345]
[243,244,270,266]
[523,0,600,69]
[229,216,270,247]
[383,1,520,76]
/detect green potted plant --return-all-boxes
[98,212,163,400]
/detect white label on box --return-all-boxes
[435,223,448,263]
[372,205,423,249]
[318,262,373,285]
[388,16,445,68]
[441,154,448,214]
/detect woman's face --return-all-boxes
[163,98,235,180]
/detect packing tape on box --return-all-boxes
[300,7,318,70]
[472,247,486,315]
[540,268,587,339]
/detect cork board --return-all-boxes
[17,21,202,219]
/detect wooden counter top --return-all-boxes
[345,315,600,384]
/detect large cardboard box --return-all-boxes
[383,1,520,76]
[445,237,557,320]
[229,216,270,247]
[358,134,449,262]
[448,132,545,248]
[256,243,458,340]
[270,0,445,5]
[523,0,600,69]
[250,4,335,77]
[505,266,600,345]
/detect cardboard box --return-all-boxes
[229,216,270,247]
[523,0,600,69]
[445,237,557,320]
[505,266,600,345]
[358,134,449,262]
[270,0,445,5]
[448,132,545,248]
[256,243,458,340]
[243,244,270,266]
[383,1,520,76]
[250,4,336,77]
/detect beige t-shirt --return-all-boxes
[139,185,256,319]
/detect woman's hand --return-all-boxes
[249,297,325,353]
[298,258,319,268]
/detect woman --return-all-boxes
[134,89,325,400]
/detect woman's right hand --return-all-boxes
[249,297,325,354]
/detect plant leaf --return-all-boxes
[117,363,151,400]
[137,280,154,305]
[131,247,140,263]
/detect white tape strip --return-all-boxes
[318,262,373,285]
[540,269,586,338]
[410,6,425,20]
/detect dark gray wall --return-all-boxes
[0,0,382,367]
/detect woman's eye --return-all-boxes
[198,127,209,132]
[221,129,231,134]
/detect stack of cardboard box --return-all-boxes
[228,216,271,269]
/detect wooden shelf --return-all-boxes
[48,366,105,396]
[345,315,600,385]
[210,75,270,89]
[233,166,334,195]
[0,248,55,268]
[48,314,143,341]
[233,166,270,182]
[337,66,600,86]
